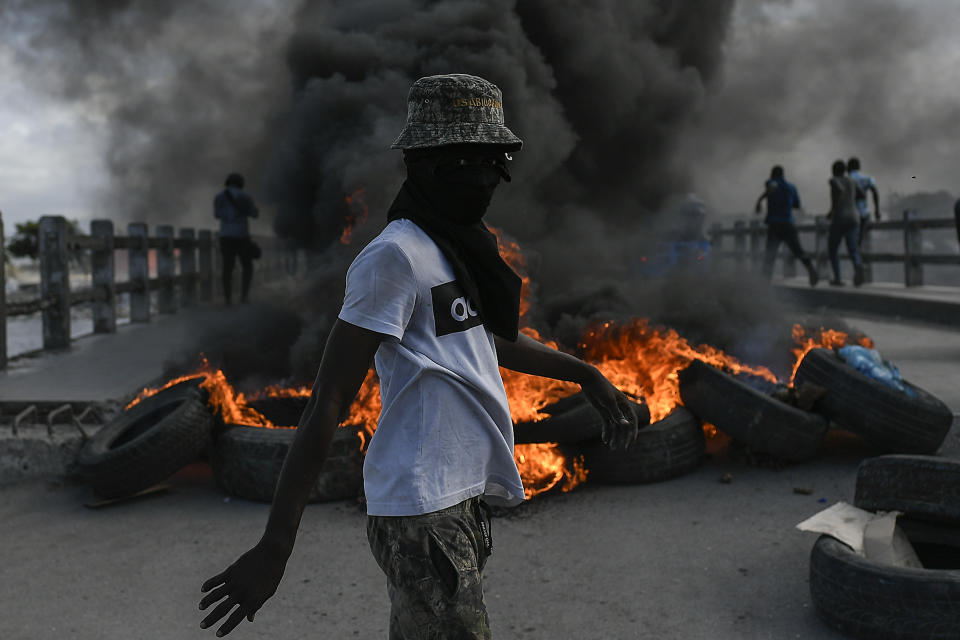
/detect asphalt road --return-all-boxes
[1,313,957,640]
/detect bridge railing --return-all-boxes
[0,214,288,369]
[709,212,960,285]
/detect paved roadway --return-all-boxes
[0,307,958,639]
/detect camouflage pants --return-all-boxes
[367,497,493,640]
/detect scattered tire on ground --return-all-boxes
[514,393,651,445]
[78,379,214,499]
[580,406,704,483]
[678,359,828,461]
[794,348,953,454]
[809,534,960,639]
[211,424,363,503]
[855,455,960,525]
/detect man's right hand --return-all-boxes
[199,538,290,636]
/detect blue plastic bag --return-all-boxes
[837,346,917,398]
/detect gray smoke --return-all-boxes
[8,0,844,382]
[679,0,960,216]
[1,0,292,226]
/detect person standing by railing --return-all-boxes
[754,165,819,286]
[214,172,259,304]
[827,160,866,287]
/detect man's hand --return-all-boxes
[580,369,639,451]
[199,538,290,636]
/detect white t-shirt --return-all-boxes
[338,219,526,516]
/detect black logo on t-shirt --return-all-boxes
[431,281,483,336]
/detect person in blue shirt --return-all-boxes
[213,172,259,304]
[754,165,819,286]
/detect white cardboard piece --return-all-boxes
[796,501,923,568]
[796,501,875,554]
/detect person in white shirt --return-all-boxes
[199,73,639,639]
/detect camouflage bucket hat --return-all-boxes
[391,73,523,151]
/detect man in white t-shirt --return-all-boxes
[200,74,639,639]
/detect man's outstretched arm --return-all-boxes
[868,184,880,220]
[494,333,639,450]
[199,319,384,636]
[754,191,767,214]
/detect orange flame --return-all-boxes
[340,188,370,245]
[580,319,778,422]
[490,226,532,318]
[127,358,376,440]
[789,324,874,384]
[514,443,588,499]
[136,232,876,502]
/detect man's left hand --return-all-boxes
[580,370,640,451]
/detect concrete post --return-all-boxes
[733,221,746,271]
[91,219,116,333]
[156,225,175,313]
[860,221,874,284]
[198,230,213,302]
[709,223,722,267]
[0,212,6,369]
[39,216,71,349]
[903,209,924,287]
[128,222,150,322]
[814,216,829,276]
[748,220,762,272]
[179,228,197,307]
[212,232,222,300]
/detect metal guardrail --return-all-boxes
[709,211,960,286]
[1,214,289,369]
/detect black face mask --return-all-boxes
[405,146,512,225]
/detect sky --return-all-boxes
[2,0,960,233]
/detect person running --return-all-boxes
[213,172,259,304]
[847,157,880,247]
[754,165,819,285]
[827,159,866,287]
[198,73,639,639]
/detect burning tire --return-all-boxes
[794,348,952,454]
[211,425,363,503]
[580,406,704,484]
[678,359,828,461]
[78,379,215,499]
[809,534,960,639]
[855,455,960,525]
[514,393,651,444]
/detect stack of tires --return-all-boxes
[679,359,827,461]
[809,455,960,638]
[210,397,363,504]
[794,348,952,454]
[77,383,363,504]
[78,379,215,499]
[516,393,708,485]
[677,348,953,461]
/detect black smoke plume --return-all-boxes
[8,1,833,383]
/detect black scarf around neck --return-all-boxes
[386,179,522,341]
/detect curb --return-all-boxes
[774,284,960,325]
[0,424,87,484]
